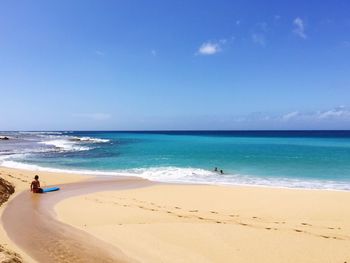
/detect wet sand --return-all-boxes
[1,169,154,262]
[0,167,92,262]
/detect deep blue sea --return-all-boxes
[1,131,350,190]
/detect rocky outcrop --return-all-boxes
[0,244,22,263]
[0,178,23,262]
[0,178,15,207]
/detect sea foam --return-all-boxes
[1,160,349,191]
[39,139,91,152]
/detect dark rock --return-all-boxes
[0,177,15,206]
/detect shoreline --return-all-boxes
[0,166,94,262]
[1,166,350,262]
[2,161,350,192]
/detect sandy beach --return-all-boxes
[0,166,91,262]
[1,166,350,262]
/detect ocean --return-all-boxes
[1,130,350,190]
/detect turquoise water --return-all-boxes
[1,131,350,190]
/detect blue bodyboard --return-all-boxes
[42,187,60,193]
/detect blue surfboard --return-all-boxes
[42,187,60,193]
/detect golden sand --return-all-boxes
[0,167,90,262]
[1,166,350,262]
[56,184,350,262]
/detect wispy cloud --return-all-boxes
[252,33,266,46]
[73,113,111,121]
[280,106,350,121]
[232,106,350,124]
[197,42,221,55]
[293,17,307,39]
[281,111,300,121]
[151,49,157,56]
[95,50,105,56]
[317,107,350,120]
[251,22,268,46]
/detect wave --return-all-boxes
[18,131,64,135]
[39,139,91,152]
[69,136,110,143]
[37,135,109,152]
[1,160,349,191]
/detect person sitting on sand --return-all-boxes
[31,175,43,193]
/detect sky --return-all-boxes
[0,0,350,130]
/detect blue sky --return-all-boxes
[0,0,350,130]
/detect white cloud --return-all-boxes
[252,33,266,46]
[317,107,350,120]
[282,111,300,121]
[293,17,307,39]
[231,107,350,125]
[197,42,221,55]
[279,107,350,122]
[73,113,111,121]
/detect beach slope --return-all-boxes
[56,184,350,263]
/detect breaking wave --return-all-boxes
[1,160,349,191]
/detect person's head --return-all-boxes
[34,175,39,180]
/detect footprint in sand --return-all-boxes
[189,210,198,212]
[210,211,218,214]
[294,229,303,233]
[301,223,312,226]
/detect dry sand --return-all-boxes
[56,185,350,263]
[1,166,350,262]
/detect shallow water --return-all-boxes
[1,131,350,190]
[2,176,153,263]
